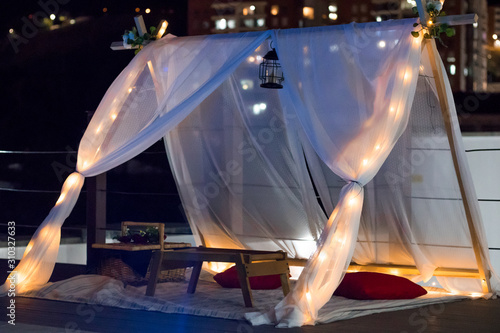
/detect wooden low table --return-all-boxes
[146,247,291,307]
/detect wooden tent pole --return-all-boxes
[424,38,491,294]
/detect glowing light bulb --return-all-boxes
[375,145,381,150]
[157,20,168,38]
[390,107,395,113]
[390,269,399,276]
[96,125,101,134]
[66,174,79,187]
[50,14,56,20]
[427,20,433,26]
[362,159,368,166]
[319,253,327,262]
[145,8,151,14]
[24,243,33,255]
[56,193,66,205]
[348,197,357,206]
[306,292,312,302]
[248,56,255,63]
[111,113,117,120]
[128,87,133,93]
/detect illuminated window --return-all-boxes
[243,6,255,15]
[303,7,314,20]
[227,20,236,29]
[257,18,265,27]
[449,64,456,75]
[215,19,227,30]
[244,19,254,28]
[271,5,279,16]
[240,79,254,90]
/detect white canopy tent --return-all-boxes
[2,13,499,328]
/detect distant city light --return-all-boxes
[493,34,498,40]
[135,8,140,13]
[303,7,314,20]
[329,13,337,20]
[216,18,227,30]
[271,5,279,16]
[9,28,14,34]
[449,64,456,75]
[50,14,56,20]
[240,79,253,90]
[70,19,76,24]
[376,16,382,22]
[103,8,108,13]
[250,5,256,11]
[145,8,151,14]
[253,103,266,115]
[329,5,337,12]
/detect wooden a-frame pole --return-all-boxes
[416,0,491,294]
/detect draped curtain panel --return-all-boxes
[245,19,423,327]
[1,31,272,295]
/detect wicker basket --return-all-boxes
[97,241,192,285]
[98,257,147,286]
[145,242,192,282]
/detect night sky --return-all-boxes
[0,1,188,230]
[1,1,187,151]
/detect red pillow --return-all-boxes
[333,272,427,300]
[213,266,283,290]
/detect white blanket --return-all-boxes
[22,274,468,325]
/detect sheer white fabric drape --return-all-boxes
[1,31,271,294]
[164,43,326,263]
[246,20,422,327]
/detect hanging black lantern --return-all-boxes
[259,48,284,89]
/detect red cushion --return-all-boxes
[333,272,427,300]
[213,266,283,290]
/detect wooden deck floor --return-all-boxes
[1,295,500,332]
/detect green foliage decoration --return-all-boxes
[123,26,159,55]
[411,1,456,46]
